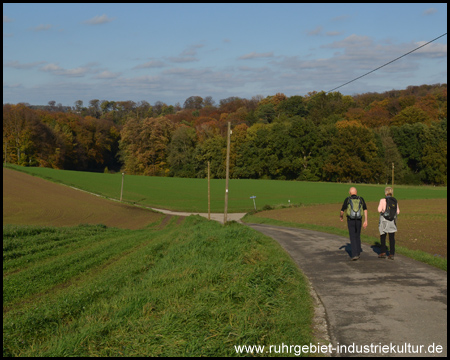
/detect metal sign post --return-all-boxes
[250,196,256,210]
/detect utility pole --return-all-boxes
[120,172,124,201]
[208,161,211,220]
[224,122,231,224]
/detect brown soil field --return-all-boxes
[3,168,164,230]
[253,198,447,258]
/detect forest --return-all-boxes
[2,83,447,185]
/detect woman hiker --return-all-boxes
[377,187,400,260]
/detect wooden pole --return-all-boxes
[120,172,124,201]
[224,122,231,224]
[208,161,210,220]
[392,162,394,195]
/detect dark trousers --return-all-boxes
[347,219,362,258]
[380,233,395,255]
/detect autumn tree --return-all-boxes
[119,116,174,176]
[183,96,204,110]
[374,126,407,184]
[322,121,383,183]
[166,125,197,177]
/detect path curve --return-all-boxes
[150,207,247,224]
[247,223,447,357]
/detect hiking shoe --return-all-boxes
[351,256,360,261]
[378,253,386,258]
[388,255,394,260]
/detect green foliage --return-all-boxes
[323,121,384,183]
[167,126,197,177]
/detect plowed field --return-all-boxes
[3,168,163,229]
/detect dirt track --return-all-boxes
[3,168,164,230]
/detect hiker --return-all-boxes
[340,187,368,260]
[377,187,400,260]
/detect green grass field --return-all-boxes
[5,164,447,212]
[3,217,315,357]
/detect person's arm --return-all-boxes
[378,199,385,213]
[340,199,347,222]
[363,209,368,229]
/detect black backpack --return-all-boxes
[383,196,398,221]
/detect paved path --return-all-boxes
[247,223,447,357]
[150,207,247,224]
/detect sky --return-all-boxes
[3,3,447,107]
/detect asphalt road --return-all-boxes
[247,223,447,357]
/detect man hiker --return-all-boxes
[340,187,368,260]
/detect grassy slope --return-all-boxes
[3,217,315,357]
[5,164,447,213]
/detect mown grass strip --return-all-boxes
[3,216,316,357]
[242,214,447,271]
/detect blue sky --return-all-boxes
[3,3,447,107]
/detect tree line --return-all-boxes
[3,83,447,185]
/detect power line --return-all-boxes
[325,32,447,94]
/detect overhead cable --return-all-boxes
[325,32,447,94]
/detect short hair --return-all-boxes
[385,187,393,196]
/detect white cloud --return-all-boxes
[326,31,343,37]
[63,67,91,77]
[411,41,447,58]
[423,8,437,15]
[31,24,52,32]
[181,44,204,57]
[4,60,46,69]
[238,52,274,60]
[41,63,63,72]
[94,70,121,79]
[307,26,323,36]
[83,14,115,25]
[133,60,165,69]
[167,56,199,63]
[324,34,373,49]
[40,63,92,77]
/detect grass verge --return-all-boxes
[242,214,447,271]
[3,216,316,357]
